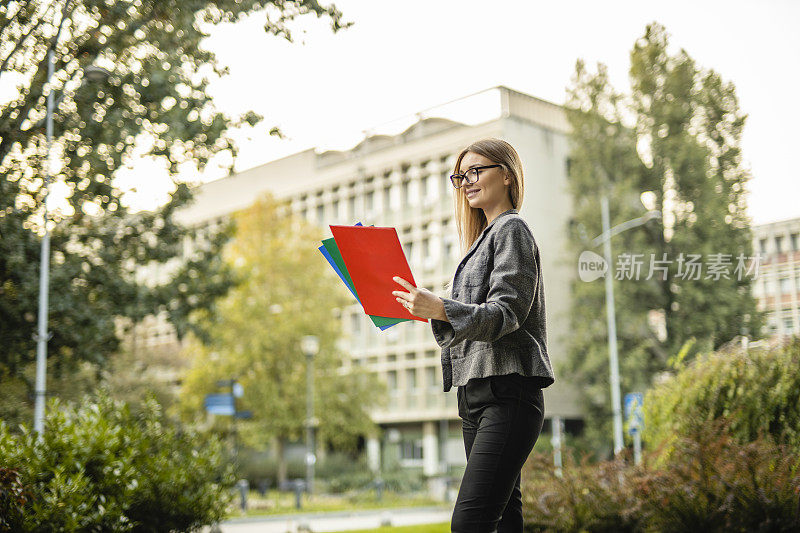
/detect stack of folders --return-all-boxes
[318,222,429,330]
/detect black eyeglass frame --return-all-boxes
[449,164,503,189]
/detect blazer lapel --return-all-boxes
[456,209,518,271]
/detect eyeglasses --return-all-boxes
[449,164,502,189]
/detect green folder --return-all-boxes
[321,235,410,328]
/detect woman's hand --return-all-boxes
[392,276,447,321]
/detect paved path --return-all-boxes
[207,505,453,533]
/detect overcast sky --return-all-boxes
[13,0,800,225]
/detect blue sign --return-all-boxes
[204,393,235,416]
[624,392,644,435]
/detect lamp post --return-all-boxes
[301,335,319,494]
[591,194,661,456]
[33,33,111,433]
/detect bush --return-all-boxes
[0,393,234,531]
[521,451,644,532]
[380,466,426,493]
[519,336,800,532]
[644,336,800,460]
[0,467,28,532]
[237,448,305,490]
[638,419,800,533]
[521,422,800,532]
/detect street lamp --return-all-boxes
[301,335,320,494]
[591,191,661,456]
[33,51,111,434]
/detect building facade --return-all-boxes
[132,86,585,481]
[752,217,800,338]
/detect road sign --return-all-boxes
[624,392,644,435]
[204,393,235,416]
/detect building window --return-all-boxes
[400,438,423,461]
[426,366,436,389]
[383,186,391,212]
[791,233,798,252]
[316,204,324,223]
[759,239,767,255]
[406,368,417,391]
[775,236,784,254]
[404,241,415,263]
[366,191,374,212]
[780,277,792,294]
[408,178,419,207]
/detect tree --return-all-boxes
[562,22,765,457]
[0,0,349,423]
[179,193,383,485]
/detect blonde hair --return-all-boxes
[452,138,525,256]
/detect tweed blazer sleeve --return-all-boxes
[431,218,538,348]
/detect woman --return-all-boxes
[392,138,555,532]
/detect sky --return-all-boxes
[7,0,800,225]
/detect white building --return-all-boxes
[133,86,584,481]
[752,217,800,338]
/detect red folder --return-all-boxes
[329,225,429,323]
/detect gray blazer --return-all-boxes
[430,209,555,392]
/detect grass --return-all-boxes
[320,523,450,533]
[230,490,445,518]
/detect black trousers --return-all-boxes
[452,373,545,533]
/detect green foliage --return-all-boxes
[0,467,28,532]
[644,336,800,460]
[0,0,349,428]
[562,21,764,457]
[521,424,800,532]
[0,393,235,531]
[522,338,800,532]
[179,193,383,481]
[328,524,449,533]
[522,452,644,532]
[237,447,306,488]
[638,420,800,533]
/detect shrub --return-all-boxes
[520,451,645,532]
[519,336,800,532]
[639,419,800,532]
[644,336,800,461]
[0,467,28,532]
[521,422,800,532]
[0,393,234,531]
